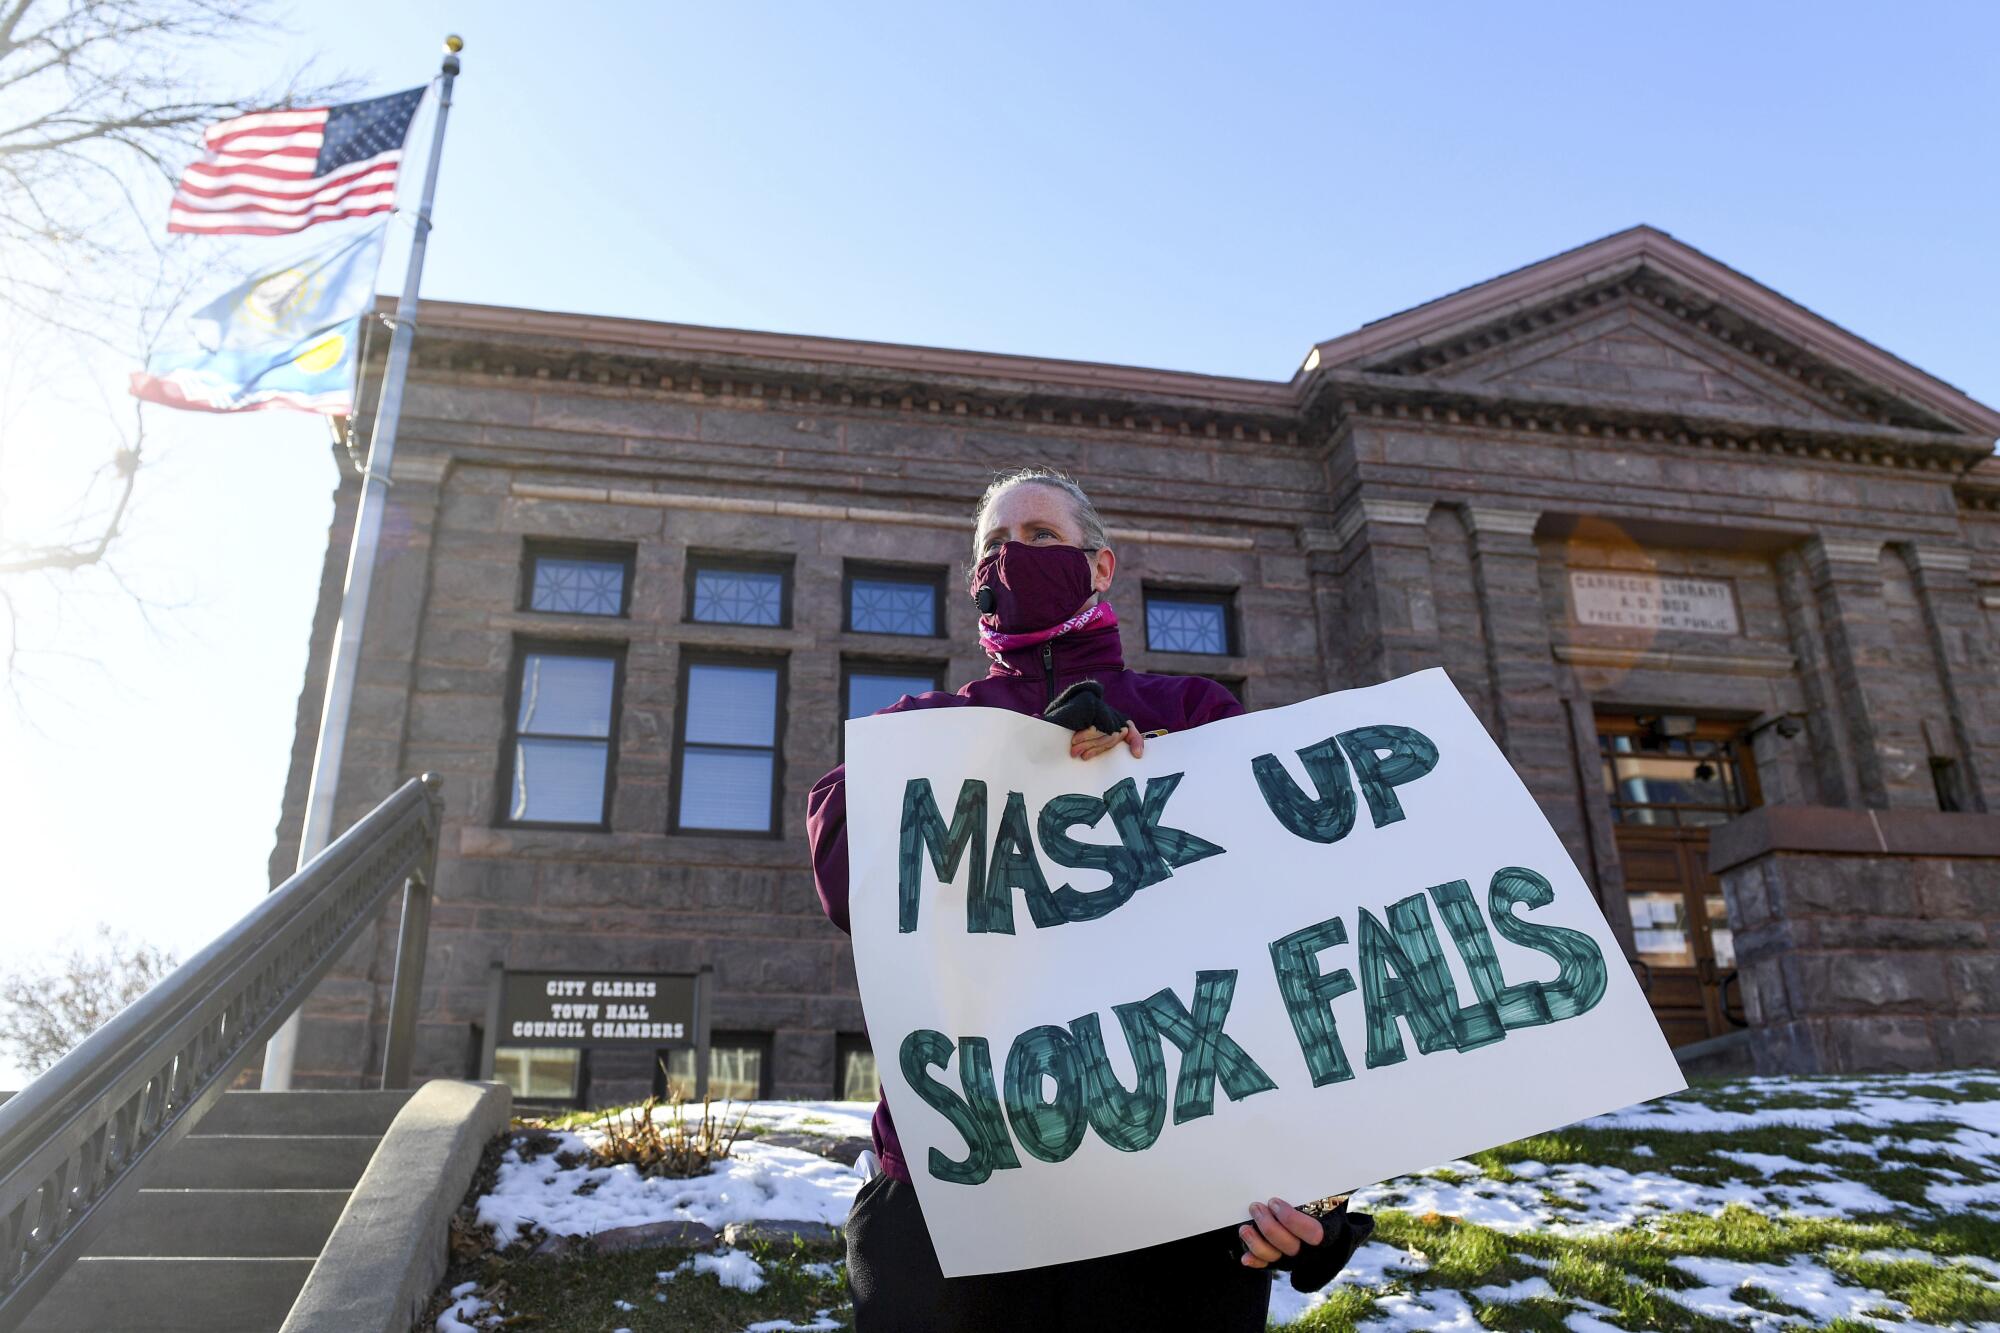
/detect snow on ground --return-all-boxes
[478,1134,863,1241]
[460,1074,2000,1331]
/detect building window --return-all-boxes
[674,657,784,834]
[845,564,944,636]
[523,542,632,617]
[836,1034,877,1102]
[844,660,944,720]
[1932,756,1966,813]
[687,556,790,627]
[658,1033,771,1102]
[1144,589,1235,655]
[493,1047,581,1102]
[500,644,622,828]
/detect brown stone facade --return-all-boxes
[271,226,2000,1098]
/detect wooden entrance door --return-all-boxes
[1597,716,1759,1046]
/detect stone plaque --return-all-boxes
[499,970,699,1047]
[1570,570,1738,635]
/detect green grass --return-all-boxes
[430,1236,850,1332]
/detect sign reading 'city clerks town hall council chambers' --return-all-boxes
[499,971,699,1045]
[1570,570,1739,635]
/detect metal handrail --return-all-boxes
[0,774,443,1330]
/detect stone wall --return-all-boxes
[1712,805,2000,1072]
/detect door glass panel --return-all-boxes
[1626,892,1694,967]
[1598,728,1752,825]
[1705,894,1735,968]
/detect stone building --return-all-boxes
[271,225,2000,1104]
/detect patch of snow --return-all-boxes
[1470,1276,1556,1303]
[743,1312,842,1332]
[674,1247,768,1293]
[1364,1287,1483,1330]
[1667,1255,1910,1328]
[1713,1150,1823,1175]
[435,1288,495,1333]
[478,1135,860,1240]
[738,1100,877,1140]
[1927,1179,2000,1211]
[1509,1159,1549,1179]
[1565,1314,1626,1333]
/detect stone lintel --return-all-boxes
[1326,497,1432,552]
[1553,643,1798,678]
[1465,505,1541,538]
[1709,804,2000,875]
[1908,545,1974,575]
[1813,537,1884,566]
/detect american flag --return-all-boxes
[169,87,426,236]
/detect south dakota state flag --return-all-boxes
[131,223,387,414]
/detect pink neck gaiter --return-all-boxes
[979,601,1118,664]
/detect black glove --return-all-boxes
[1274,1200,1375,1292]
[1041,680,1130,736]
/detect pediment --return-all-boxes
[1437,297,1861,426]
[1304,227,2000,440]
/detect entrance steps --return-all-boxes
[18,1091,413,1333]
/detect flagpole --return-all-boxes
[263,36,462,1091]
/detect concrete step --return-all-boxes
[194,1090,411,1138]
[17,1256,316,1333]
[147,1135,379,1190]
[87,1188,349,1259]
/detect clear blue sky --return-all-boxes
[2,1,1995,1084]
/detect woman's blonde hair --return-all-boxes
[970,467,1110,563]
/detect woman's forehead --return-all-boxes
[981,483,1076,532]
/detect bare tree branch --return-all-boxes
[0,0,351,614]
[0,925,179,1074]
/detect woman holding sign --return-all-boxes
[807,468,1373,1331]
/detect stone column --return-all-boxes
[1906,544,2000,812]
[1801,536,1907,809]
[1321,497,1438,684]
[1464,506,1597,890]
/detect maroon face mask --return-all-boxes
[971,541,1096,635]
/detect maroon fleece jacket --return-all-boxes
[804,618,1242,1182]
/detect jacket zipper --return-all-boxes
[1041,642,1056,707]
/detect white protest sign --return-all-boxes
[844,668,1684,1277]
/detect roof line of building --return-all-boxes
[398,299,1297,410]
[1305,225,2000,439]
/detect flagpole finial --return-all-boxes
[442,34,463,75]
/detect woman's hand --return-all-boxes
[1070,721,1144,761]
[1237,1197,1324,1268]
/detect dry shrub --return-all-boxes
[590,1089,751,1179]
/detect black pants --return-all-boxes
[845,1173,1273,1332]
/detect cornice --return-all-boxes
[396,298,1303,445]
[384,289,1989,478]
